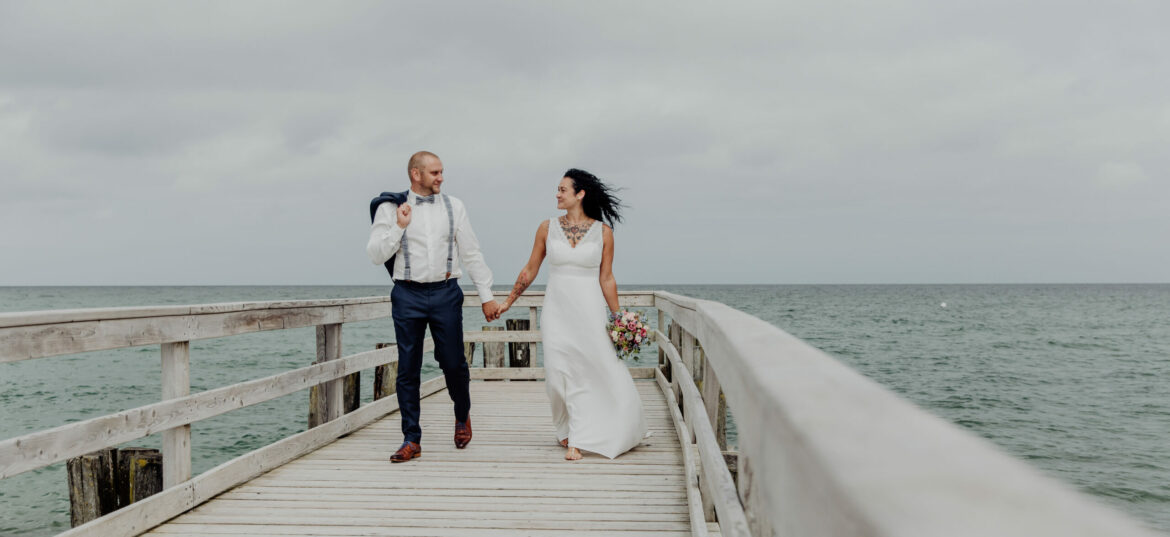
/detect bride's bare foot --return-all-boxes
[565,447,582,461]
[559,438,568,447]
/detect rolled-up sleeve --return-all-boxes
[453,201,495,303]
[367,202,406,265]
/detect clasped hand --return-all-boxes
[482,300,505,322]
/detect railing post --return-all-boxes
[668,321,683,410]
[529,306,538,329]
[701,351,727,450]
[310,324,344,426]
[681,331,696,382]
[657,309,665,369]
[160,341,191,488]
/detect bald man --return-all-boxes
[367,151,501,463]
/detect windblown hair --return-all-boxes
[565,168,624,228]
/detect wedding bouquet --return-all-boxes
[608,309,650,360]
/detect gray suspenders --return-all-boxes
[442,194,454,278]
[399,194,455,281]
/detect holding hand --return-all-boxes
[497,301,511,316]
[482,300,502,322]
[396,204,412,228]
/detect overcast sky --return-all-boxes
[1,1,1167,286]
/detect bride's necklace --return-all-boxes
[559,215,593,246]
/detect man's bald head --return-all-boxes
[407,151,444,195]
[408,151,439,176]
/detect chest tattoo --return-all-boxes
[559,216,594,247]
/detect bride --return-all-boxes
[498,168,648,460]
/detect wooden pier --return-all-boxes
[144,380,695,537]
[0,291,1161,537]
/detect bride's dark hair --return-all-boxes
[565,168,624,228]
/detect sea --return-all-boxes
[1,284,1168,535]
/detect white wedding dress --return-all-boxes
[540,218,648,458]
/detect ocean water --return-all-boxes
[1,284,1168,535]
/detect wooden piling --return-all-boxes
[373,342,397,400]
[505,319,532,368]
[67,448,117,527]
[344,372,360,413]
[116,448,162,508]
[482,326,505,369]
[463,341,476,366]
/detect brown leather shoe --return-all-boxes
[390,441,421,463]
[454,419,472,449]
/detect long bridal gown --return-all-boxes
[539,218,648,458]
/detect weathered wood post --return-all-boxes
[681,331,697,386]
[309,324,344,427]
[697,345,727,522]
[67,448,117,526]
[482,326,505,373]
[160,341,191,488]
[530,306,540,368]
[373,342,397,400]
[505,319,532,368]
[668,321,683,410]
[723,451,738,487]
[343,371,360,413]
[657,309,666,372]
[463,341,477,367]
[117,448,162,507]
[700,348,727,450]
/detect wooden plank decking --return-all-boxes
[143,380,691,537]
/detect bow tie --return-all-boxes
[414,194,436,205]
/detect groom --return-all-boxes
[367,151,501,463]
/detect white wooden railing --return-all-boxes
[652,290,1159,537]
[1,290,1161,537]
[0,291,654,536]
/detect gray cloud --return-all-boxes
[1,1,1167,285]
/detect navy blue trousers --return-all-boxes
[391,278,471,444]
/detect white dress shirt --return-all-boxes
[367,190,495,304]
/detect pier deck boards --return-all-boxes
[143,380,692,537]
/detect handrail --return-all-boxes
[657,329,750,537]
[0,291,654,479]
[652,291,1158,537]
[0,291,655,362]
[0,342,429,479]
[655,366,708,537]
[1,290,657,537]
[12,288,1154,536]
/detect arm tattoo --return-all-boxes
[508,270,532,304]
